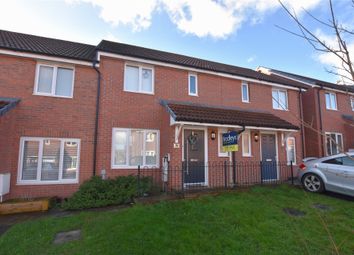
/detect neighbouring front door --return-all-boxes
[261,134,278,180]
[183,129,205,185]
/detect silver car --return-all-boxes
[298,152,354,197]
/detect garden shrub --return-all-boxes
[63,175,152,210]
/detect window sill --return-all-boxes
[242,155,252,158]
[325,108,338,111]
[17,180,78,185]
[242,100,250,103]
[218,154,229,158]
[189,94,198,97]
[33,93,73,99]
[123,89,154,95]
[273,108,289,111]
[112,165,160,169]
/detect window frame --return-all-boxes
[123,63,154,95]
[111,128,160,169]
[272,88,288,110]
[188,73,198,96]
[351,97,354,111]
[17,137,80,185]
[241,131,252,157]
[33,62,75,98]
[218,128,229,157]
[325,92,337,110]
[325,132,343,156]
[241,81,249,103]
[286,137,296,165]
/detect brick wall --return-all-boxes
[0,54,97,199]
[96,56,304,181]
[302,87,354,157]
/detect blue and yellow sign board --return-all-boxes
[222,131,238,152]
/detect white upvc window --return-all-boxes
[242,131,251,157]
[188,73,198,96]
[112,128,159,168]
[286,137,296,165]
[218,128,228,157]
[325,92,337,110]
[34,63,75,98]
[241,81,249,103]
[351,97,354,111]
[325,132,343,156]
[18,137,80,184]
[124,63,154,94]
[272,88,288,110]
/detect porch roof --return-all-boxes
[164,101,299,131]
[0,97,20,117]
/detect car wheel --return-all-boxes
[302,174,324,193]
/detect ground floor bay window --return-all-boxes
[18,137,80,184]
[112,128,159,168]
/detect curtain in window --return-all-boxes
[22,141,39,180]
[37,66,53,93]
[129,130,144,166]
[62,142,78,179]
[114,131,127,165]
[55,68,74,97]
[125,66,139,91]
[145,131,157,165]
[141,68,152,92]
[41,140,60,181]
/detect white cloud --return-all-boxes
[67,0,322,39]
[66,0,159,31]
[247,55,256,63]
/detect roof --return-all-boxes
[97,40,308,90]
[262,67,354,93]
[163,101,299,130]
[0,97,20,116]
[0,30,96,62]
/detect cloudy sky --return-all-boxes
[1,0,353,83]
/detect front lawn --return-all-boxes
[1,185,353,255]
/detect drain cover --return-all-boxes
[312,203,331,211]
[283,208,306,217]
[53,229,81,244]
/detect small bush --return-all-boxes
[62,175,152,210]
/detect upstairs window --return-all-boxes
[124,64,153,94]
[241,81,249,102]
[188,73,198,96]
[35,64,74,97]
[325,92,337,110]
[351,97,354,111]
[272,89,288,110]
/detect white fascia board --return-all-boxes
[258,67,354,95]
[97,51,302,91]
[0,49,94,67]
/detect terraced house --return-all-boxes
[258,67,354,158]
[1,30,309,200]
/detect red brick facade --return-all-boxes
[302,87,354,157]
[0,54,97,199]
[1,52,304,199]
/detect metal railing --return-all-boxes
[136,161,295,196]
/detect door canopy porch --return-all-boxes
[161,100,299,145]
[0,97,20,117]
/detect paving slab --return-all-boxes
[53,229,81,245]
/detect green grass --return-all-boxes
[1,185,353,255]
